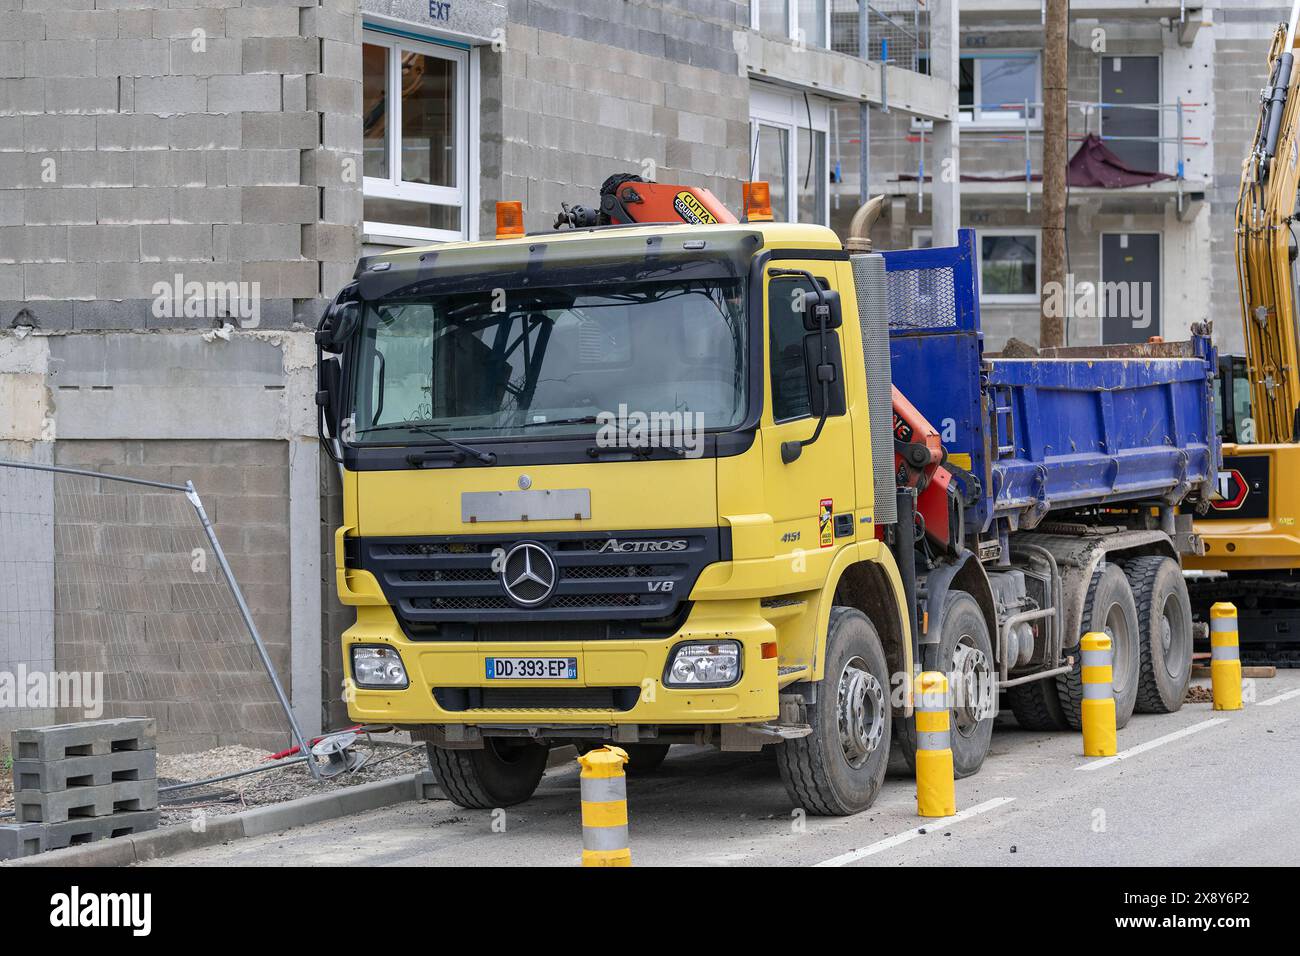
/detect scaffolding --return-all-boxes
[872,98,1206,216]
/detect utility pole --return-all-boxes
[1040,0,1069,348]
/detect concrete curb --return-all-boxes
[2,772,433,867]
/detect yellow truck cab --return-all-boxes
[316,211,1217,816]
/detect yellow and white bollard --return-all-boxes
[1210,602,1243,711]
[1080,632,1117,757]
[914,671,956,818]
[577,746,631,867]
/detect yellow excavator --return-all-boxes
[1186,2,1300,664]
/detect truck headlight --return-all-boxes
[351,646,409,689]
[664,641,742,687]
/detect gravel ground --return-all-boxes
[1,742,11,815]
[156,734,428,826]
[0,733,428,825]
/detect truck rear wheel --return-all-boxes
[1006,675,1070,731]
[1057,562,1140,730]
[776,606,891,816]
[896,591,996,777]
[1122,555,1193,714]
[426,739,548,809]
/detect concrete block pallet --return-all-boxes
[2,718,160,860]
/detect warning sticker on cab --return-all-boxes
[819,498,834,548]
[673,190,718,225]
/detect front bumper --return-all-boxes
[343,603,780,728]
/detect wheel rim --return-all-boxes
[1104,602,1135,697]
[951,638,994,737]
[1160,593,1190,680]
[838,655,886,769]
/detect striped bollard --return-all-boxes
[578,746,631,867]
[1210,602,1243,711]
[1081,632,1117,757]
[914,671,956,817]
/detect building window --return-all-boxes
[752,0,829,50]
[363,30,472,243]
[959,53,1041,127]
[750,85,831,226]
[979,231,1040,302]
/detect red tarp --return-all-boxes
[1066,132,1172,188]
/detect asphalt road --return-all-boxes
[146,672,1300,867]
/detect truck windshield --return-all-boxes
[349,278,747,444]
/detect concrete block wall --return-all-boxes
[0,0,363,332]
[49,439,292,754]
[486,0,751,234]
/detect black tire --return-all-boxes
[1122,555,1193,714]
[1057,562,1141,730]
[1007,675,1070,730]
[426,739,548,809]
[622,743,671,776]
[776,606,891,816]
[896,591,996,777]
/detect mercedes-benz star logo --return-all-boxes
[500,542,557,607]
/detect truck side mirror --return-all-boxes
[800,288,842,332]
[805,331,846,418]
[317,357,342,440]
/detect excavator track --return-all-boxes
[1187,577,1300,667]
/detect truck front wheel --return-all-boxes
[777,607,891,816]
[897,591,996,778]
[426,739,548,809]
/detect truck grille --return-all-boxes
[434,687,640,712]
[353,528,725,633]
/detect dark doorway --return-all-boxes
[1101,56,1160,172]
[1101,233,1161,344]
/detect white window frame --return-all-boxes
[362,29,476,245]
[960,52,1043,131]
[750,0,831,51]
[977,227,1041,304]
[749,84,831,226]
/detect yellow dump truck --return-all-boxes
[316,185,1217,815]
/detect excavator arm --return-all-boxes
[1238,1,1300,444]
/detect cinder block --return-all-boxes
[12,748,157,793]
[1,810,160,858]
[415,769,443,800]
[0,824,46,861]
[44,810,160,851]
[11,716,157,763]
[241,37,320,75]
[208,74,281,113]
[16,778,159,824]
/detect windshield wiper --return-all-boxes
[356,423,497,465]
[512,415,600,429]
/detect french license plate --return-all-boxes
[485,657,578,680]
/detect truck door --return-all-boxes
[761,264,856,561]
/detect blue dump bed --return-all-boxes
[880,231,1219,535]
